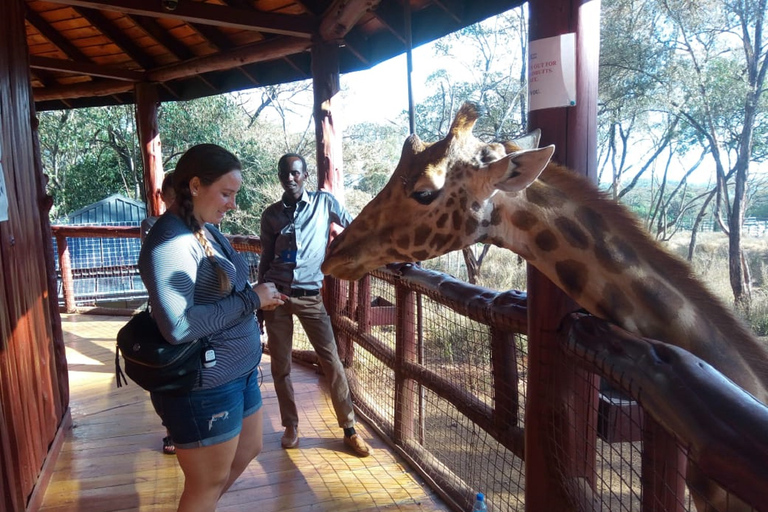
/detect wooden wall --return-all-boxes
[0,0,69,510]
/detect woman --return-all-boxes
[138,144,286,511]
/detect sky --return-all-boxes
[259,40,461,133]
[337,44,441,127]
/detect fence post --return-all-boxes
[325,276,353,365]
[491,328,521,431]
[55,234,76,313]
[641,413,687,512]
[394,283,417,445]
[357,275,371,334]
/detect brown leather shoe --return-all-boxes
[343,434,373,457]
[281,425,299,449]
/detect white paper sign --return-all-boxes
[0,140,7,222]
[528,33,577,111]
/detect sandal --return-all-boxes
[162,436,176,455]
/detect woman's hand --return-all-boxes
[253,282,287,311]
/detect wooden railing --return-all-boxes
[51,227,768,511]
[326,264,768,512]
[51,226,261,313]
[51,225,141,312]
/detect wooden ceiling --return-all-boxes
[26,0,523,111]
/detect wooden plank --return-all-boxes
[37,314,451,512]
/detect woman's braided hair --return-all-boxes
[173,144,241,293]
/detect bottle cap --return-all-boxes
[476,492,484,501]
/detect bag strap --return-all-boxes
[115,345,129,388]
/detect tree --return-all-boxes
[38,106,141,218]
[659,0,768,310]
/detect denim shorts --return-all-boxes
[150,369,262,449]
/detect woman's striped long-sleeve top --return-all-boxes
[138,212,262,389]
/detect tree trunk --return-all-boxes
[687,189,716,262]
[462,247,480,284]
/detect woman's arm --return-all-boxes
[139,229,258,344]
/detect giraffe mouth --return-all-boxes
[321,256,366,281]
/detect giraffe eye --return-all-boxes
[411,189,441,205]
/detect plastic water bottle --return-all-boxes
[471,492,488,511]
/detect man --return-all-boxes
[258,153,373,457]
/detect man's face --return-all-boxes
[278,157,307,199]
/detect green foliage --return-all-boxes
[63,153,127,214]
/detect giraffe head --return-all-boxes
[323,102,555,281]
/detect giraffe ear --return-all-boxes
[495,145,555,192]
[511,129,541,150]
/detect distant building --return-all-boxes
[65,193,146,226]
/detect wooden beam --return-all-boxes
[32,36,310,102]
[29,56,145,81]
[33,79,134,101]
[40,0,317,38]
[191,22,234,51]
[25,8,90,62]
[147,36,311,82]
[74,7,157,69]
[369,1,407,45]
[319,0,381,41]
[131,14,196,60]
[431,0,462,24]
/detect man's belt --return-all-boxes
[278,286,320,298]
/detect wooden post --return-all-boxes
[525,0,602,510]
[358,275,372,334]
[30,113,70,410]
[134,83,164,217]
[394,283,417,445]
[641,413,687,512]
[491,327,520,432]
[311,42,344,197]
[55,234,76,314]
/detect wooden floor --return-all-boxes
[38,313,450,512]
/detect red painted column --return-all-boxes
[135,83,164,217]
[525,1,602,511]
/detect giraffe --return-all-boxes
[322,102,768,512]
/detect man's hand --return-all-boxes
[253,282,288,311]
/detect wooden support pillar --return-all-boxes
[135,83,164,217]
[30,112,69,409]
[524,1,602,511]
[55,234,75,314]
[311,42,344,198]
[394,283,417,445]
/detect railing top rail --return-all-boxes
[51,225,140,238]
[369,263,527,333]
[562,313,768,509]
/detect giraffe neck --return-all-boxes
[481,164,768,401]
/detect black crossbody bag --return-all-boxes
[115,308,208,395]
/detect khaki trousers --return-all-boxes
[264,294,355,429]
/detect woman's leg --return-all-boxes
[220,408,263,495]
[175,436,239,512]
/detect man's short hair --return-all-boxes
[278,153,307,175]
